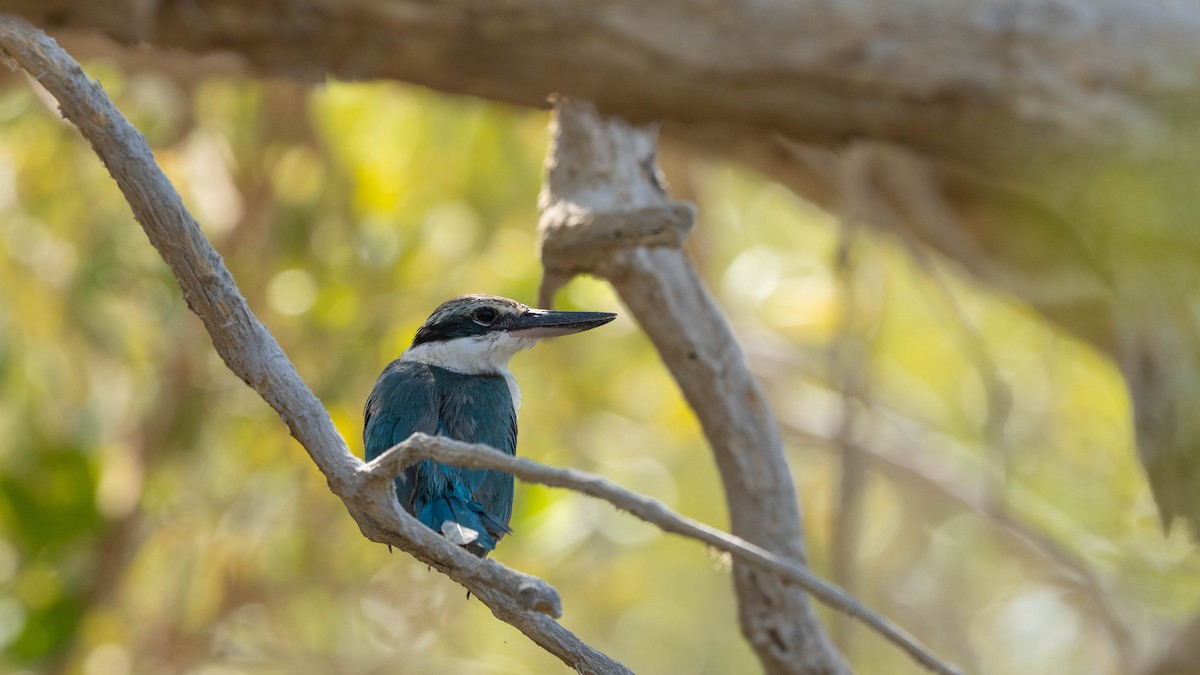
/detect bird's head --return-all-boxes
[401,294,616,375]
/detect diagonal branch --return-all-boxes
[368,432,964,675]
[0,15,631,675]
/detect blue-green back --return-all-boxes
[363,360,517,552]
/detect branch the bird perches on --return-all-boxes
[366,433,961,675]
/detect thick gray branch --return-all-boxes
[0,16,629,674]
[7,0,1200,174]
[539,98,848,675]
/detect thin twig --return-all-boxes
[830,146,874,651]
[0,16,630,674]
[368,433,965,675]
[898,215,1015,502]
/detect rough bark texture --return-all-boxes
[7,0,1200,538]
[538,99,847,675]
[7,0,1197,169]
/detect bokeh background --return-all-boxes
[0,59,1197,675]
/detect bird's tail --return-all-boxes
[416,495,511,557]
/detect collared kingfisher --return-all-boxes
[363,294,616,556]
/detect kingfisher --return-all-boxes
[363,294,616,556]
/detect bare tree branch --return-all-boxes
[537,98,850,674]
[6,0,1199,174]
[368,432,964,675]
[0,15,632,674]
[829,149,879,652]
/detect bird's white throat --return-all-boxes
[400,332,539,409]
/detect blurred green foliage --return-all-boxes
[0,60,1197,675]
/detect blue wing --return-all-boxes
[429,367,518,531]
[363,361,518,556]
[364,360,438,515]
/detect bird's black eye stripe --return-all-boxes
[473,307,499,325]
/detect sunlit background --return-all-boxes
[0,58,1196,675]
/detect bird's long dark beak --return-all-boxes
[507,308,617,338]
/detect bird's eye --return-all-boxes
[473,307,499,325]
